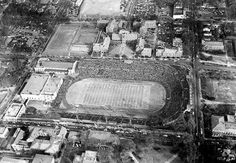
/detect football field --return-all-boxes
[66,78,166,111]
[43,24,78,57]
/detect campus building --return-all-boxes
[0,157,29,163]
[212,115,236,137]
[0,127,9,138]
[20,74,63,102]
[32,154,54,163]
[3,103,26,122]
[35,59,77,75]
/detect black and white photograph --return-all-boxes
[0,0,235,162]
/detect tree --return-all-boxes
[58,0,73,9]
[228,3,236,19]
[172,135,197,163]
[154,0,179,17]
[98,146,114,163]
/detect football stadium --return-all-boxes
[58,59,190,126]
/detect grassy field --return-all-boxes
[66,78,166,112]
[72,27,98,45]
[43,23,98,57]
[43,24,78,57]
[80,0,122,16]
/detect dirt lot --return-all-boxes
[80,0,122,16]
[66,78,166,112]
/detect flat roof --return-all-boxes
[39,61,74,70]
[41,77,62,95]
[21,74,49,95]
[5,103,23,117]
[0,127,7,134]
[32,154,54,163]
[21,74,62,96]
[0,157,29,163]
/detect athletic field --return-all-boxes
[43,24,78,57]
[43,24,98,57]
[66,78,166,112]
[72,27,98,45]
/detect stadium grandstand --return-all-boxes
[56,59,189,127]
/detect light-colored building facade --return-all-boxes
[144,20,157,29]
[20,74,63,102]
[0,127,9,138]
[106,20,119,33]
[92,37,110,53]
[3,103,26,122]
[0,157,29,163]
[70,45,90,55]
[32,154,54,163]
[141,48,152,57]
[35,59,77,75]
[82,150,97,163]
[11,128,29,152]
[156,48,182,58]
[212,115,236,137]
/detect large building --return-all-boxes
[0,157,29,163]
[3,103,26,122]
[82,151,97,163]
[35,59,77,75]
[32,154,54,163]
[20,74,63,102]
[11,128,28,152]
[212,115,236,137]
[0,127,9,138]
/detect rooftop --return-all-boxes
[30,139,51,150]
[0,157,29,163]
[32,154,54,163]
[202,41,225,51]
[5,103,23,117]
[38,61,74,70]
[83,150,97,163]
[88,130,111,140]
[212,115,236,136]
[21,74,49,95]
[41,77,62,95]
[21,74,62,96]
[27,126,66,142]
[0,127,7,134]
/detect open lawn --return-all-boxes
[43,24,78,57]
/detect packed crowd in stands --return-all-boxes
[58,59,190,125]
[132,0,156,19]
